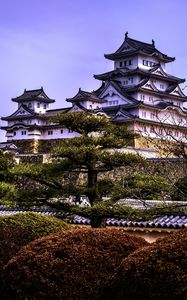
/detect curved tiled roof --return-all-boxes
[104,34,175,63]
[0,203,186,229]
[68,215,187,229]
[12,88,55,104]
[94,67,184,84]
[66,88,106,104]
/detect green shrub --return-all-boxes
[0,212,69,299]
[5,228,148,300]
[172,176,187,201]
[103,229,187,300]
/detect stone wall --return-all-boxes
[12,139,63,154]
[109,159,187,183]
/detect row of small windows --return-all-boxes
[140,95,180,107]
[119,59,157,68]
[141,111,158,119]
[123,77,133,85]
[108,100,119,106]
[140,126,187,138]
[119,60,132,67]
[143,60,155,67]
[47,129,73,135]
[140,95,155,101]
[27,102,47,109]
[12,129,74,136]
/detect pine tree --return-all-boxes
[10,112,144,227]
[48,112,143,227]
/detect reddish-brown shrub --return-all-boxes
[103,229,187,300]
[0,212,68,268]
[0,212,69,299]
[5,228,148,300]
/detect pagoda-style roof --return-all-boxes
[1,123,40,130]
[102,101,187,126]
[124,80,187,101]
[12,87,55,103]
[1,104,37,121]
[139,101,187,113]
[66,88,107,104]
[104,32,175,63]
[94,80,140,105]
[94,65,185,84]
[102,104,137,121]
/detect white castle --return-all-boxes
[1,33,187,158]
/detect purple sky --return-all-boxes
[1,0,187,141]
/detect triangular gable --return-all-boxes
[142,80,158,91]
[113,110,133,121]
[99,82,133,105]
[169,85,186,97]
[68,103,87,112]
[116,40,135,54]
[7,105,34,118]
[38,91,50,99]
[151,66,168,77]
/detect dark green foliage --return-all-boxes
[5,228,148,300]
[0,151,18,204]
[114,174,171,200]
[10,112,143,227]
[103,229,187,300]
[172,176,187,201]
[0,212,69,299]
[0,151,15,181]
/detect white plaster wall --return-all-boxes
[136,106,187,127]
[138,55,159,70]
[17,101,48,113]
[6,129,33,140]
[121,75,140,87]
[32,101,48,114]
[153,80,169,91]
[6,127,80,141]
[114,56,137,70]
[41,128,79,140]
[134,122,187,142]
[102,94,126,106]
[80,101,101,110]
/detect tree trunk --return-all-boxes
[87,169,107,228]
[87,169,98,206]
[90,216,107,228]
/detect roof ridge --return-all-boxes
[24,88,43,93]
[126,36,155,48]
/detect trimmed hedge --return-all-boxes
[5,228,148,300]
[0,212,69,299]
[103,229,187,300]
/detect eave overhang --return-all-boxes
[104,50,175,63]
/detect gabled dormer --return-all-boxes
[104,32,175,71]
[141,79,158,92]
[1,104,35,122]
[150,65,168,77]
[113,109,135,121]
[66,88,106,110]
[12,87,55,114]
[168,85,187,98]
[97,81,139,106]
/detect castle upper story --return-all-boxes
[1,33,187,151]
